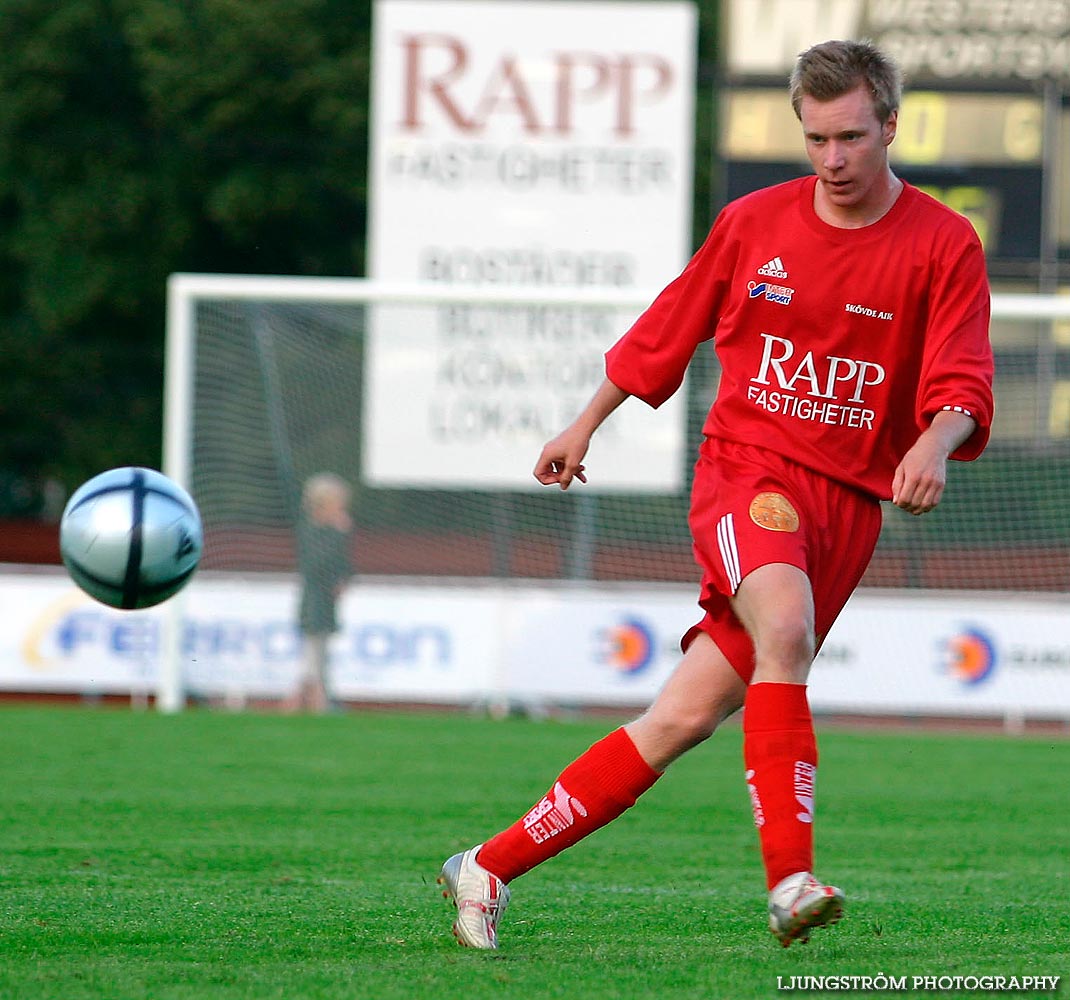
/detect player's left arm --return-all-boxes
[902,224,994,516]
[892,409,977,515]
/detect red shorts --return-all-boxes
[682,437,882,684]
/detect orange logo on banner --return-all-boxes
[749,492,799,532]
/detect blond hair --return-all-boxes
[790,39,902,123]
[302,473,351,514]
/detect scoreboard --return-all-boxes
[719,0,1070,282]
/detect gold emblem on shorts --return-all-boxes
[749,492,800,532]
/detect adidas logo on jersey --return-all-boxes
[757,256,788,279]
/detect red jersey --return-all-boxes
[605,177,995,500]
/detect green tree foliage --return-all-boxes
[0,0,371,511]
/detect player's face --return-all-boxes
[800,83,897,220]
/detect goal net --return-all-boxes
[166,276,1070,594]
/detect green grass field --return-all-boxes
[0,706,1066,1000]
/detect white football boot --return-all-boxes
[438,845,511,949]
[767,871,845,947]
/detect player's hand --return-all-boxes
[891,435,949,515]
[533,428,589,490]
[892,410,977,515]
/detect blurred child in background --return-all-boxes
[286,473,353,713]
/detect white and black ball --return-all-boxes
[59,467,203,610]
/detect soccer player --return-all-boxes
[438,39,994,949]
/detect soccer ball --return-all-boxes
[59,467,203,610]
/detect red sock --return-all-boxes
[477,727,660,883]
[743,682,818,889]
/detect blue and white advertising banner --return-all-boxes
[2,570,1069,720]
[498,586,691,705]
[364,0,696,492]
[809,591,1070,717]
[7,573,496,704]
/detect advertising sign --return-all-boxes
[8,574,496,704]
[3,570,1069,722]
[364,1,697,491]
[810,592,1070,718]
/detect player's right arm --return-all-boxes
[533,378,629,490]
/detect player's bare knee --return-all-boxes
[758,606,813,651]
[753,618,814,678]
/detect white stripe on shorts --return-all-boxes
[717,512,742,593]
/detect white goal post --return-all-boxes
[159,274,1070,714]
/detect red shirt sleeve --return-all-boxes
[914,231,994,461]
[605,211,737,408]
